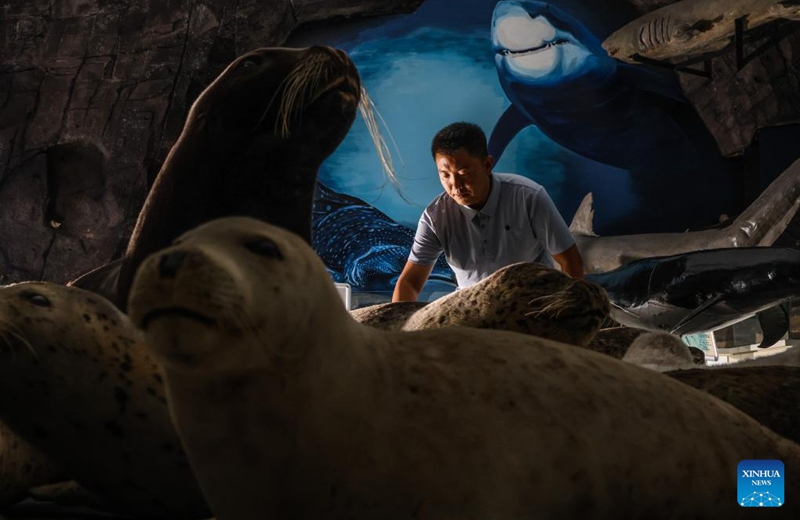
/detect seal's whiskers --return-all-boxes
[0,320,38,360]
[526,286,583,319]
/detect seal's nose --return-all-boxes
[158,251,186,279]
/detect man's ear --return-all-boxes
[485,155,495,169]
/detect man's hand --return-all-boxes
[392,262,435,302]
[552,244,584,279]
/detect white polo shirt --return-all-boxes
[408,173,575,288]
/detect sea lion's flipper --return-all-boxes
[668,294,725,335]
[757,302,790,349]
[488,104,532,162]
[617,63,688,104]
[67,259,122,305]
[569,193,597,237]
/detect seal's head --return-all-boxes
[0,282,136,375]
[401,262,609,346]
[129,217,341,373]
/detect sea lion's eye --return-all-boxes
[22,292,51,307]
[245,239,283,260]
[240,58,259,69]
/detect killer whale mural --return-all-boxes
[489,0,736,231]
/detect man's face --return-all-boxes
[435,148,494,209]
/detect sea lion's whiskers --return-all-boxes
[252,71,295,136]
[357,87,411,203]
[276,53,330,138]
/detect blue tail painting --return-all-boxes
[312,183,455,293]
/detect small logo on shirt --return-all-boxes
[504,225,511,231]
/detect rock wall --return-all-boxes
[0,0,423,285]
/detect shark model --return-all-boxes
[586,247,800,342]
[603,0,800,64]
[570,156,800,274]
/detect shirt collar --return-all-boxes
[456,174,500,220]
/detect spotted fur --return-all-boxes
[0,282,208,519]
[352,262,609,347]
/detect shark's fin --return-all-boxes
[569,192,597,237]
[757,302,790,349]
[488,104,532,163]
[669,294,726,335]
[617,62,688,104]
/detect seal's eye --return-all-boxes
[245,239,283,260]
[21,292,51,307]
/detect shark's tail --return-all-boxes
[719,157,800,247]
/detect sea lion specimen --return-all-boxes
[0,421,62,509]
[71,45,361,311]
[570,156,800,274]
[0,282,208,519]
[586,246,800,337]
[129,216,800,520]
[603,0,800,63]
[667,365,800,445]
[351,262,609,347]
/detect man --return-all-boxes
[392,122,584,302]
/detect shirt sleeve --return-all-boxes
[530,188,575,256]
[408,210,444,266]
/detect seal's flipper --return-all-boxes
[757,302,790,349]
[569,193,597,237]
[488,104,532,162]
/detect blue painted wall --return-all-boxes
[290,0,740,297]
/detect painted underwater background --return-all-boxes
[292,0,742,297]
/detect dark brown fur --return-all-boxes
[72,46,361,310]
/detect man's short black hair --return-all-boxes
[431,122,488,159]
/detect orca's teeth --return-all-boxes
[499,39,568,57]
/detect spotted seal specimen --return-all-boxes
[0,282,208,519]
[668,365,800,445]
[129,217,800,520]
[0,421,62,509]
[70,45,361,311]
[621,331,694,372]
[351,262,609,347]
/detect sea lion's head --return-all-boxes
[129,217,340,373]
[188,46,361,164]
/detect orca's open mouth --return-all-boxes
[498,38,570,57]
[141,307,216,330]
